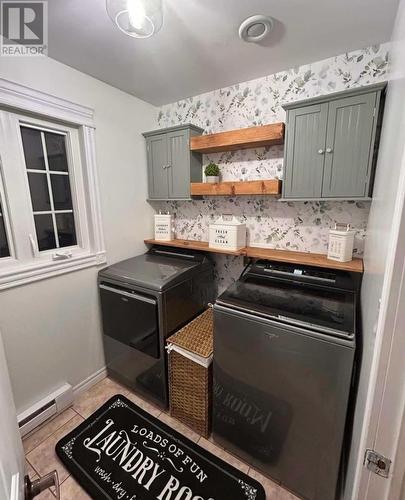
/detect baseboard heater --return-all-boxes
[18,383,73,438]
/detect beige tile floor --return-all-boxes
[24,377,299,500]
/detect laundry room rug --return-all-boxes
[56,394,265,500]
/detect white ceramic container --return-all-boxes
[327,223,356,262]
[154,213,173,241]
[209,215,246,251]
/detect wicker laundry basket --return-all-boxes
[167,308,213,438]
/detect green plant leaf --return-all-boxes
[204,162,220,176]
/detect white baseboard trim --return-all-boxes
[73,366,107,399]
[18,368,107,439]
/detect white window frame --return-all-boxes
[20,121,81,253]
[0,78,106,289]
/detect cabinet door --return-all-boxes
[167,129,190,199]
[322,92,377,198]
[146,134,168,199]
[283,103,328,199]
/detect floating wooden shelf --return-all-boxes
[190,180,281,196]
[144,239,363,273]
[190,123,285,153]
[144,238,245,256]
[245,247,364,273]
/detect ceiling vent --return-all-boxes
[239,15,274,43]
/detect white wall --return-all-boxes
[345,1,405,497]
[0,331,24,499]
[397,407,405,499]
[0,56,157,414]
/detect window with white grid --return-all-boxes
[21,124,77,252]
[0,79,106,289]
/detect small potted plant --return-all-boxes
[204,162,220,183]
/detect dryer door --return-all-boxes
[99,283,159,359]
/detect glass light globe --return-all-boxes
[106,0,163,39]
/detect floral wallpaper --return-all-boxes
[153,43,390,292]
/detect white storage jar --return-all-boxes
[154,213,173,241]
[327,223,356,262]
[209,215,246,251]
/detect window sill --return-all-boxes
[0,251,107,290]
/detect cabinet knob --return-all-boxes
[326,148,333,153]
[318,149,325,155]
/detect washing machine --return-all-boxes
[98,246,215,409]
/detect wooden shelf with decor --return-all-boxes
[144,238,245,256]
[245,246,363,273]
[144,238,363,273]
[190,179,281,196]
[189,123,285,153]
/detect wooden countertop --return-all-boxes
[144,239,363,273]
[245,246,363,272]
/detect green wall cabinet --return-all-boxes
[143,124,203,200]
[282,83,385,200]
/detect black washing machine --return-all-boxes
[98,246,215,409]
[213,259,362,500]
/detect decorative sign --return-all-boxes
[56,395,265,500]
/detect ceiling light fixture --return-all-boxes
[239,15,274,43]
[106,0,163,39]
